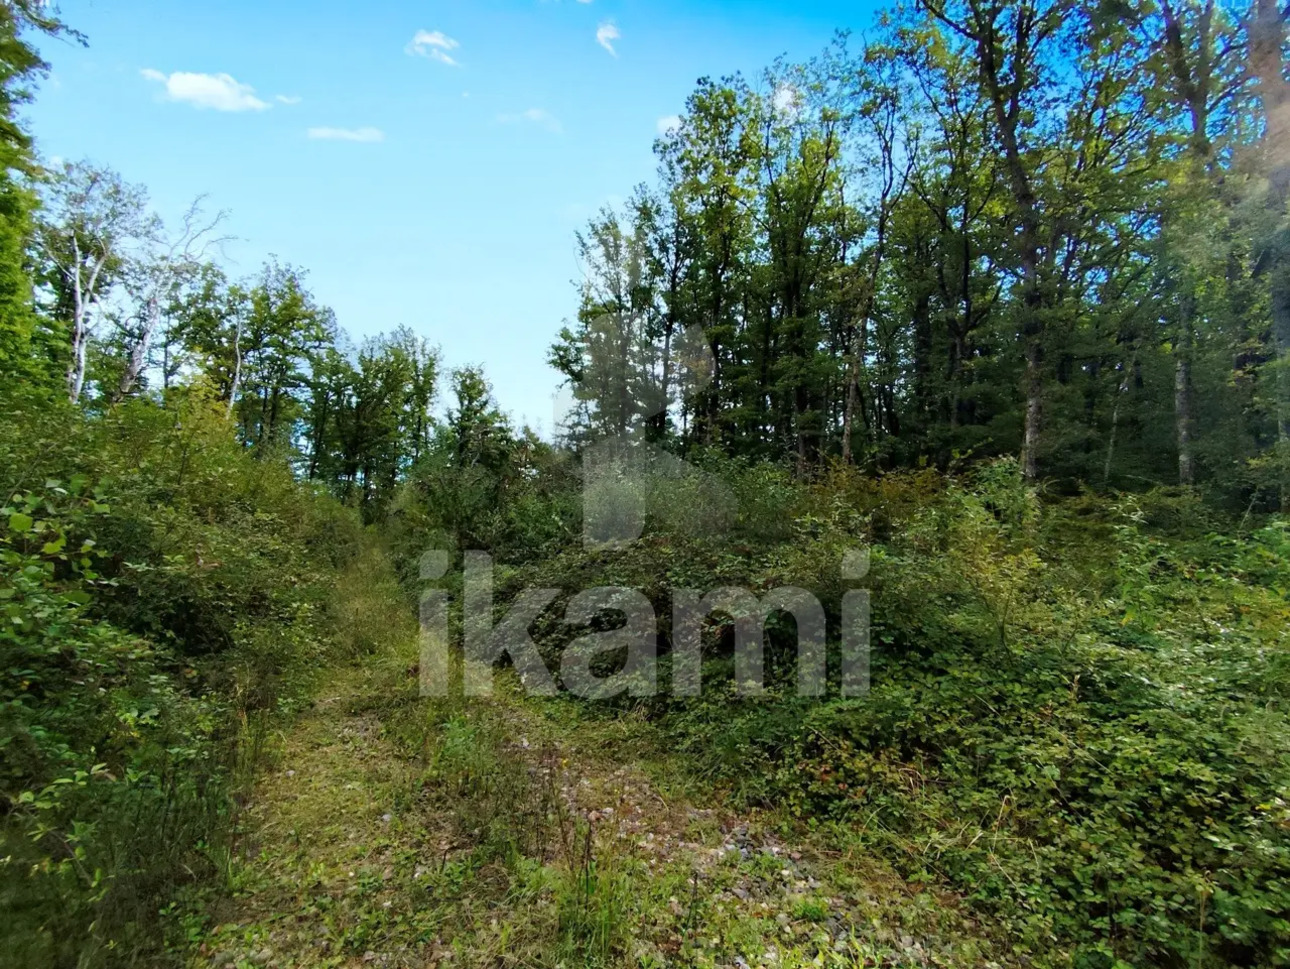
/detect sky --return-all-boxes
[27,0,876,433]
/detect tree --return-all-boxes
[1134,0,1247,484]
[917,0,1072,479]
[755,60,848,471]
[668,77,758,448]
[172,264,250,414]
[449,366,510,471]
[1250,0,1290,503]
[0,1,76,375]
[36,161,155,403]
[304,327,438,515]
[110,197,228,402]
[837,40,917,464]
[233,260,334,451]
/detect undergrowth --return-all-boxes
[463,459,1290,969]
[0,386,405,968]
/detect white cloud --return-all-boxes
[656,114,681,135]
[307,126,385,142]
[407,29,461,65]
[275,94,302,105]
[498,108,562,133]
[140,69,269,112]
[596,21,619,56]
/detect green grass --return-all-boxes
[182,633,1017,969]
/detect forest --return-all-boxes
[3,0,1290,967]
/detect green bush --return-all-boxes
[465,458,1290,968]
[0,386,392,966]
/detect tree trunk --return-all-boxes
[913,289,933,418]
[651,316,674,440]
[841,343,860,465]
[308,393,329,479]
[967,12,1045,478]
[1021,339,1042,481]
[1273,276,1290,446]
[66,238,92,404]
[114,296,162,403]
[226,317,242,420]
[1104,367,1130,489]
[1251,0,1290,506]
[1175,295,1196,485]
[67,317,88,404]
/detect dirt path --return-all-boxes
[189,652,1013,969]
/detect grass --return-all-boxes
[179,628,1022,969]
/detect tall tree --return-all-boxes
[1144,0,1246,484]
[1250,0,1290,503]
[110,197,227,401]
[919,0,1068,478]
[36,161,155,403]
[233,260,334,451]
[0,1,76,375]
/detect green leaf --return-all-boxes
[8,513,33,534]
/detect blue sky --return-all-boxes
[28,0,874,432]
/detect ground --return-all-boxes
[183,640,1019,969]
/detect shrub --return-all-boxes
[0,386,389,966]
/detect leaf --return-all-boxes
[7,513,33,534]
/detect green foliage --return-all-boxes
[305,327,438,519]
[227,260,337,451]
[452,458,1290,967]
[0,385,387,966]
[544,0,1290,501]
[386,369,578,574]
[8,1,1290,966]
[0,1,75,385]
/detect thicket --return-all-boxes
[428,459,1289,969]
[0,384,402,967]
